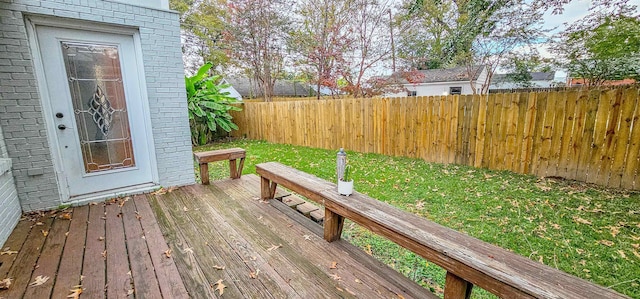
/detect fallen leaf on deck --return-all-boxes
[29,275,50,287]
[119,197,129,207]
[127,289,134,295]
[59,213,72,220]
[98,236,105,241]
[214,279,226,295]
[102,250,107,258]
[67,286,83,299]
[65,232,69,237]
[41,230,49,237]
[0,278,12,289]
[213,265,225,270]
[329,273,341,281]
[152,188,167,195]
[164,249,172,258]
[249,269,260,279]
[35,222,44,226]
[267,244,282,251]
[573,217,592,225]
[345,288,356,295]
[90,202,97,205]
[303,235,311,241]
[0,250,17,255]
[397,294,406,299]
[599,240,614,247]
[354,278,362,284]
[135,211,142,220]
[329,262,338,269]
[183,206,189,212]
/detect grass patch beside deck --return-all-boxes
[195,139,640,298]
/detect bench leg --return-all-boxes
[323,208,344,242]
[199,163,209,185]
[229,159,237,179]
[261,177,277,200]
[444,272,473,299]
[237,157,245,178]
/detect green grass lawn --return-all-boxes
[195,139,640,298]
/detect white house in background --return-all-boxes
[220,79,244,101]
[0,0,195,247]
[489,72,556,90]
[385,66,489,97]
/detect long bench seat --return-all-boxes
[256,162,628,299]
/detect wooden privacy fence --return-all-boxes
[231,87,640,190]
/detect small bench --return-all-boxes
[256,162,628,299]
[194,148,246,184]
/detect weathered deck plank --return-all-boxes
[82,204,107,299]
[51,206,89,299]
[105,203,133,298]
[121,198,163,298]
[0,216,52,299]
[0,219,31,279]
[133,196,189,299]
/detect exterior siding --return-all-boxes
[0,0,194,212]
[0,125,21,248]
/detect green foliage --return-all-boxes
[196,139,640,298]
[554,3,640,85]
[185,63,241,145]
[342,164,352,182]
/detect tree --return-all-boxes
[170,0,229,75]
[553,2,640,86]
[396,0,548,94]
[225,0,290,102]
[501,54,553,88]
[338,0,394,97]
[290,0,354,99]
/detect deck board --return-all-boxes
[1,174,434,299]
[82,203,107,298]
[51,205,88,299]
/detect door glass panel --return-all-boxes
[61,42,136,173]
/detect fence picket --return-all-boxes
[230,87,640,189]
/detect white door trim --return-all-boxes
[26,16,159,202]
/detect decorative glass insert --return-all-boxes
[61,42,136,173]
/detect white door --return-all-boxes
[36,26,153,199]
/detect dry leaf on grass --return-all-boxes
[213,265,225,270]
[618,250,627,259]
[633,250,640,259]
[164,249,172,258]
[573,216,592,225]
[329,262,338,269]
[41,230,49,237]
[67,286,83,299]
[214,279,226,295]
[29,275,50,287]
[267,244,282,251]
[599,240,614,247]
[0,278,12,289]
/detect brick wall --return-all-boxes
[0,125,21,248]
[0,0,194,212]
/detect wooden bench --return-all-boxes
[194,148,246,184]
[256,162,629,299]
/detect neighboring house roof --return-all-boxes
[220,79,243,101]
[492,72,555,84]
[226,78,317,98]
[568,78,636,86]
[390,66,486,84]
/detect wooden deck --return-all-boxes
[0,196,187,299]
[148,174,435,298]
[0,174,433,298]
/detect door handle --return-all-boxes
[58,124,66,130]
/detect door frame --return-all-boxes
[26,16,159,202]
